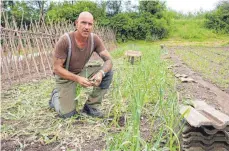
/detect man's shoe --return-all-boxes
[49,88,58,109]
[49,99,54,109]
[82,104,104,118]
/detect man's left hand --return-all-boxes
[90,71,103,87]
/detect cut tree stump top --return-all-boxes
[125,50,142,65]
[125,50,142,57]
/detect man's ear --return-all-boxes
[75,20,78,28]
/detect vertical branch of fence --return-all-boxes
[31,21,47,76]
[29,20,44,73]
[35,20,52,74]
[12,17,32,78]
[1,43,12,84]
[8,30,22,82]
[47,20,56,48]
[2,12,23,82]
[41,21,53,65]
[25,25,41,79]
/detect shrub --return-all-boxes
[110,12,170,42]
[205,0,229,34]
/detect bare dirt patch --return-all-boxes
[167,46,229,115]
[1,139,59,151]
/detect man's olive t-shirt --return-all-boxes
[54,32,105,74]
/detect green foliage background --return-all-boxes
[204,0,229,34]
[2,0,229,41]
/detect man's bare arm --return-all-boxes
[53,57,77,81]
[53,57,92,87]
[99,50,113,73]
[89,50,112,86]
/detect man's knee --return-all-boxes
[54,79,77,118]
[99,70,113,89]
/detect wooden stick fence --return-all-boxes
[1,13,117,89]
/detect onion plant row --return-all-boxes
[107,42,182,151]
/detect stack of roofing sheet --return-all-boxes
[180,100,229,151]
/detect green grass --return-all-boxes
[168,19,229,42]
[1,42,182,150]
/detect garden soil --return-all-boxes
[167,46,229,115]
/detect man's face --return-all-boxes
[76,16,93,38]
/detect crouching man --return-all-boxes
[49,11,113,118]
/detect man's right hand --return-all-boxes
[76,76,92,87]
[53,57,92,87]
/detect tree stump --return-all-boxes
[125,50,142,65]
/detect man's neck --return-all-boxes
[75,30,88,43]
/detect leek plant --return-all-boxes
[107,42,182,151]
